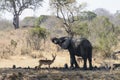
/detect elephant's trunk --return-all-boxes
[51,37,59,44]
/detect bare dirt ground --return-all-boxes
[0,53,70,68]
[0,67,120,80]
[0,54,119,80]
[0,29,120,80]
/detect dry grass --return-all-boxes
[0,29,120,80]
[0,29,71,68]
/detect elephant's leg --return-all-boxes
[83,58,87,70]
[70,55,74,68]
[88,48,93,70]
[81,48,87,69]
[70,54,79,68]
[74,60,79,68]
[88,57,93,70]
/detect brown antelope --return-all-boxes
[38,54,56,68]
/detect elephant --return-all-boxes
[51,36,93,70]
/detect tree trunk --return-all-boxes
[13,14,19,29]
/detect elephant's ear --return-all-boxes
[51,37,59,44]
[61,37,71,49]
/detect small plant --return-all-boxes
[30,52,44,58]
[21,47,31,55]
[10,39,17,49]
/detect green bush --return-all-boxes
[35,15,48,26]
[27,26,48,50]
[73,21,90,38]
[72,16,118,58]
[89,16,118,58]
[30,26,47,39]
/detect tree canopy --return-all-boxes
[0,0,43,29]
[50,0,86,36]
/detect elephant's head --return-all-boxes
[51,37,71,49]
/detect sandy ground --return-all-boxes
[0,55,39,68]
[0,54,71,68]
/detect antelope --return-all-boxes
[38,54,56,68]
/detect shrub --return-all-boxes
[97,32,117,58]
[73,16,118,58]
[89,16,118,58]
[27,26,48,50]
[35,15,48,26]
[10,39,17,49]
[21,47,31,55]
[73,21,90,38]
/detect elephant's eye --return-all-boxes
[54,40,58,44]
[60,40,65,43]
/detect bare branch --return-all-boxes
[50,0,83,36]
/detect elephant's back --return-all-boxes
[80,38,92,48]
[72,38,92,48]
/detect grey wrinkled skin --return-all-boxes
[51,37,93,70]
